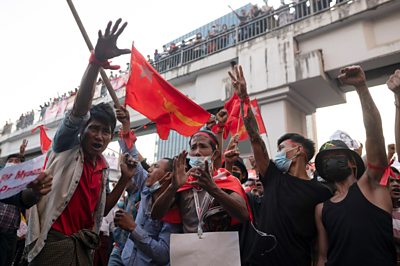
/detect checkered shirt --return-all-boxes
[0,202,20,232]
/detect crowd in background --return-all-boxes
[147,0,349,68]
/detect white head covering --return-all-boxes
[329,130,360,150]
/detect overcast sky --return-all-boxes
[0,0,396,161]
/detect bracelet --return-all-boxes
[395,101,400,108]
[367,162,387,171]
[89,51,120,70]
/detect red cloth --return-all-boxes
[125,46,210,139]
[378,159,400,186]
[223,94,267,141]
[52,156,107,235]
[32,125,52,153]
[177,168,253,223]
[160,207,182,224]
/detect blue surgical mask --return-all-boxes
[274,147,297,173]
[187,156,211,170]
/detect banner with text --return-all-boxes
[0,154,46,199]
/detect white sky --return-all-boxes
[0,0,397,161]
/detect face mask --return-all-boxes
[274,146,298,172]
[148,181,162,193]
[187,156,211,170]
[323,155,352,182]
[274,146,300,173]
[5,162,17,168]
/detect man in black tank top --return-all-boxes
[314,66,396,266]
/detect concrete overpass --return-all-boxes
[1,0,399,162]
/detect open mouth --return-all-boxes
[393,188,400,193]
[92,143,103,150]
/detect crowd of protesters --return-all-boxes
[1,14,400,266]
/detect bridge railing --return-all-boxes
[153,0,351,74]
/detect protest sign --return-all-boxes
[104,154,119,170]
[170,232,241,266]
[0,154,46,199]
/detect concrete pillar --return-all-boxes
[254,85,315,157]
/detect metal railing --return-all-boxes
[153,0,351,74]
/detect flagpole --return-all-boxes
[66,0,121,109]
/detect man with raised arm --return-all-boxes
[229,65,332,266]
[26,19,135,265]
[314,66,396,266]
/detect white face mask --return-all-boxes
[4,162,17,168]
[148,181,162,193]
[187,156,212,170]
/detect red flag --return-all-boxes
[125,46,211,139]
[250,98,267,135]
[223,94,267,141]
[32,125,52,153]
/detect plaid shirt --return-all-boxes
[0,202,20,232]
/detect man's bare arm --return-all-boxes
[315,203,328,266]
[339,66,386,185]
[387,70,400,161]
[228,65,270,176]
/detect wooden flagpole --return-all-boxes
[66,0,121,109]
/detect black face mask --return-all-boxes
[323,155,352,182]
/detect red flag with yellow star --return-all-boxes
[125,46,210,139]
[224,94,267,141]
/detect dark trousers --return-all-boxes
[0,230,17,266]
[93,232,112,266]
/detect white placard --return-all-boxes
[0,154,46,199]
[170,232,241,266]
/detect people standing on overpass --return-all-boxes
[314,66,397,266]
[229,64,332,266]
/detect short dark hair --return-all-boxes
[88,103,116,133]
[189,130,219,151]
[162,157,174,172]
[277,133,315,162]
[6,153,24,163]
